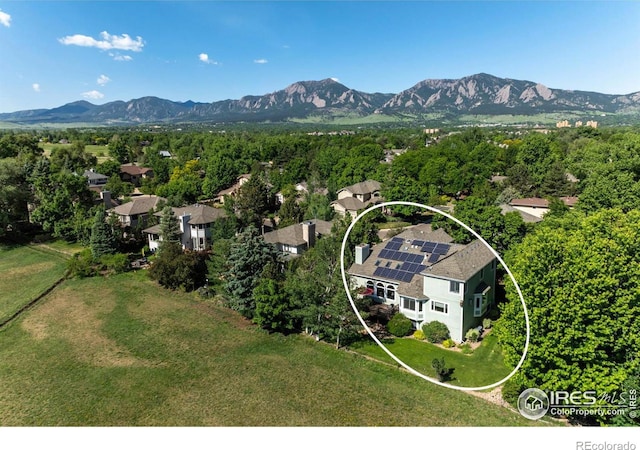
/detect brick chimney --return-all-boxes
[302,221,316,248]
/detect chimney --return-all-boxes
[355,244,370,265]
[101,190,111,209]
[302,221,316,248]
[180,214,190,249]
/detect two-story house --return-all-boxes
[331,179,383,219]
[348,224,496,342]
[110,195,166,228]
[142,203,228,252]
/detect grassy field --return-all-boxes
[39,143,110,163]
[0,245,68,324]
[350,332,511,388]
[0,270,547,426]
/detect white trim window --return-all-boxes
[402,298,416,311]
[431,300,449,315]
[449,281,460,293]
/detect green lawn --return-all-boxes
[39,143,111,163]
[350,332,511,389]
[0,271,545,426]
[0,245,68,324]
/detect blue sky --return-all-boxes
[1,1,639,113]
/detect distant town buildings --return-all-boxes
[556,120,598,129]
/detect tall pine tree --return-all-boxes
[90,208,116,259]
[224,226,279,318]
[159,206,181,252]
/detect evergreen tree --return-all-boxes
[159,206,180,251]
[224,226,280,318]
[90,208,116,259]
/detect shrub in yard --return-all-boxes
[465,328,480,343]
[442,338,455,348]
[431,357,451,382]
[387,313,413,337]
[413,329,425,340]
[66,249,96,278]
[501,378,525,407]
[100,253,129,274]
[422,321,450,343]
[482,318,492,329]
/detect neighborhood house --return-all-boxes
[331,179,383,219]
[111,195,166,228]
[348,224,496,342]
[262,219,333,257]
[120,164,154,186]
[143,203,228,252]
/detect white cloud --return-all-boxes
[254,59,268,64]
[0,9,10,27]
[97,74,110,86]
[110,53,133,61]
[32,83,41,92]
[59,31,144,52]
[199,53,218,65]
[82,90,104,100]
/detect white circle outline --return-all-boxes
[339,201,530,391]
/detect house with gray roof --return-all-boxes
[83,169,108,187]
[331,179,383,220]
[142,203,228,252]
[348,223,496,342]
[263,219,333,257]
[111,195,166,228]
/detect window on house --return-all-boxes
[480,267,485,278]
[449,281,460,293]
[403,298,416,311]
[386,285,395,300]
[418,301,423,312]
[376,283,385,298]
[366,280,374,290]
[431,301,448,314]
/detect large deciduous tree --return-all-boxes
[494,209,640,424]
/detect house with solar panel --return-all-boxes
[348,224,497,342]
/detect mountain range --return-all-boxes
[2,73,640,125]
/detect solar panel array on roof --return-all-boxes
[421,241,436,253]
[385,240,402,251]
[428,253,441,263]
[379,249,418,262]
[373,266,415,283]
[433,243,451,255]
[399,262,426,273]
